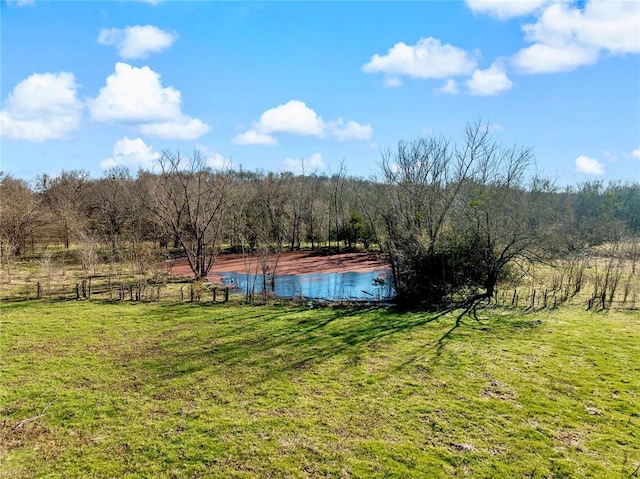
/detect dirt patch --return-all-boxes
[168,251,389,284]
[480,379,517,401]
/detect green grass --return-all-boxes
[1,301,638,478]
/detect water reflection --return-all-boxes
[219,270,393,301]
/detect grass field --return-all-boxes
[1,300,638,478]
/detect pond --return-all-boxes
[219,270,394,301]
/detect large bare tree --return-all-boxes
[379,128,476,305]
[377,122,552,309]
[454,133,555,310]
[147,150,231,280]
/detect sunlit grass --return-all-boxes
[1,301,638,477]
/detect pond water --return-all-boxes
[218,270,394,301]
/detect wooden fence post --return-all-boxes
[224,287,229,302]
[76,283,80,300]
[530,289,536,309]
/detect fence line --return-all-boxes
[4,279,231,304]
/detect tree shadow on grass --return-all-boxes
[134,304,472,390]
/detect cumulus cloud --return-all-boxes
[434,79,459,95]
[327,118,373,141]
[88,63,209,140]
[1,71,83,142]
[631,148,640,160]
[282,152,326,174]
[233,130,277,146]
[98,25,178,60]
[139,116,210,140]
[513,1,640,74]
[100,137,158,170]
[513,43,599,74]
[466,62,513,95]
[259,100,325,136]
[88,63,181,122]
[466,0,548,19]
[234,100,372,145]
[363,37,478,82]
[575,155,605,175]
[196,145,230,170]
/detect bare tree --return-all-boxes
[88,167,136,259]
[455,135,555,310]
[147,150,231,280]
[0,174,45,257]
[328,162,348,251]
[37,170,89,249]
[379,129,476,305]
[378,122,552,309]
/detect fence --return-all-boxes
[3,279,231,304]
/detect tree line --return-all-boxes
[1,123,638,308]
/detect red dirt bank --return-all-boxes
[169,250,389,283]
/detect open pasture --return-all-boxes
[1,301,638,477]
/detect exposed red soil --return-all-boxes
[168,250,389,283]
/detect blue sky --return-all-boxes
[1,0,639,185]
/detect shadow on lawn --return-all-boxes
[135,303,510,388]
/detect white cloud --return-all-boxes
[513,1,640,74]
[466,0,549,19]
[282,152,326,174]
[575,155,604,175]
[196,145,230,169]
[258,100,325,136]
[139,116,210,140]
[513,41,599,74]
[363,37,478,81]
[0,72,83,142]
[233,130,277,146]
[100,137,157,170]
[327,118,373,141]
[631,148,640,160]
[235,100,372,145]
[488,123,504,132]
[88,63,181,122]
[434,79,459,95]
[466,62,513,95]
[88,63,209,140]
[98,25,178,60]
